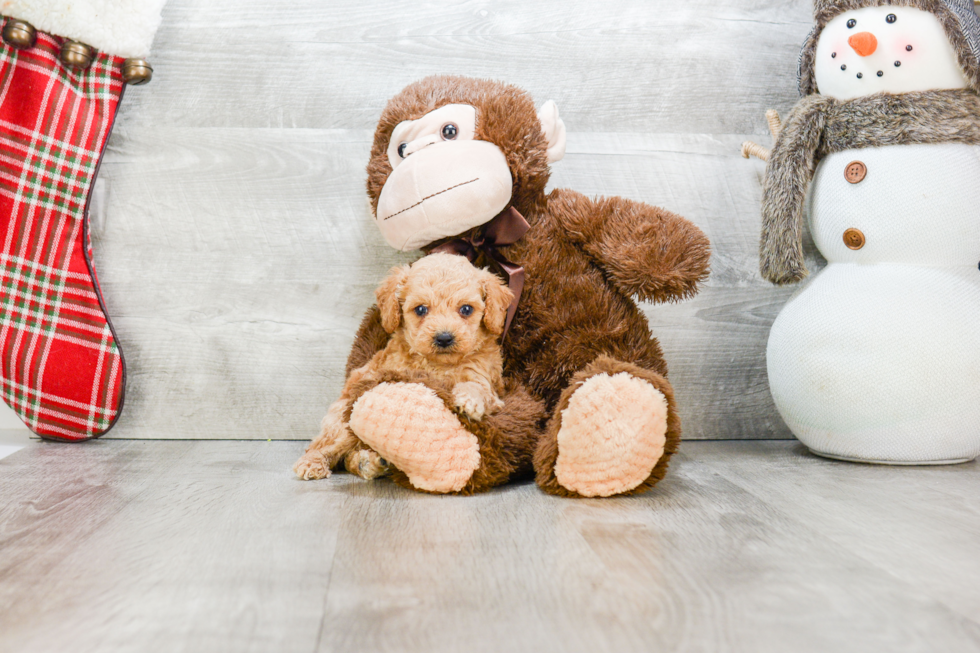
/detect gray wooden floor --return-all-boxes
[1,440,978,653]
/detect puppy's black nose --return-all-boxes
[434,332,455,349]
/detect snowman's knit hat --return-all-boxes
[798,0,980,95]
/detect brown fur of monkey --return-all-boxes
[350,76,710,496]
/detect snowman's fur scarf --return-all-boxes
[799,0,980,95]
[760,88,980,284]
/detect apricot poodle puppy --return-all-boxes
[293,253,514,481]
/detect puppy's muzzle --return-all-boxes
[433,332,455,349]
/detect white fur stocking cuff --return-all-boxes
[2,0,167,58]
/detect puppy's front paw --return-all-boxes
[453,382,490,421]
[294,451,331,480]
[345,448,391,480]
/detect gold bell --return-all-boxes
[60,40,95,69]
[2,19,37,49]
[121,58,153,85]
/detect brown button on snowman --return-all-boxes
[754,0,980,463]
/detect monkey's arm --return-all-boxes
[346,306,390,376]
[551,189,711,303]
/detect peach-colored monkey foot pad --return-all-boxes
[349,382,481,493]
[554,372,668,497]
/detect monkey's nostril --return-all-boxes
[434,332,455,348]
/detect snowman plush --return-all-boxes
[759,0,980,463]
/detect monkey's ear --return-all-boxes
[536,100,566,164]
[481,272,515,337]
[376,265,410,334]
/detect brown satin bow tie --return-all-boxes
[427,206,529,340]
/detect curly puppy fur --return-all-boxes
[798,0,980,96]
[293,253,514,480]
[350,75,711,496]
[761,89,980,284]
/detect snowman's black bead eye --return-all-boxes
[441,123,458,140]
[857,72,864,79]
[907,45,913,51]
[877,70,884,77]
[841,64,847,71]
[886,14,897,23]
[895,60,902,67]
[847,19,856,28]
[397,142,408,158]
[832,52,837,58]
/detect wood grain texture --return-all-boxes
[116,0,812,134]
[2,440,979,652]
[86,0,832,439]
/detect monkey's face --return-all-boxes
[368,77,567,252]
[377,104,514,251]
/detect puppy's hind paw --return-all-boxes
[293,451,331,480]
[345,448,391,480]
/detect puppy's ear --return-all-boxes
[481,271,515,336]
[376,265,410,334]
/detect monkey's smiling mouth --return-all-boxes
[383,178,480,220]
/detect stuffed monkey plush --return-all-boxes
[296,76,711,497]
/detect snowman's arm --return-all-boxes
[551,189,711,303]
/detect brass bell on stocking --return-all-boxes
[60,40,95,69]
[122,58,153,85]
[2,19,37,49]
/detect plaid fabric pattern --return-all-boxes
[0,29,126,441]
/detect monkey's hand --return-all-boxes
[553,189,711,304]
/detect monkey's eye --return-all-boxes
[441,123,459,140]
[886,13,896,23]
[414,305,428,317]
[847,18,856,28]
[397,142,408,158]
[459,305,473,317]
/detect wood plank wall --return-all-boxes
[91,0,827,439]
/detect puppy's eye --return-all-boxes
[459,305,473,317]
[397,142,408,158]
[847,19,856,28]
[414,305,428,317]
[441,123,458,140]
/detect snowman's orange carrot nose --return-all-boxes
[848,32,878,57]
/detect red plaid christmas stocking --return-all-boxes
[0,30,128,441]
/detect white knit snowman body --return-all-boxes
[766,5,980,463]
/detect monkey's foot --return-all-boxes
[349,382,481,493]
[554,372,668,498]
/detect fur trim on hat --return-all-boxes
[798,0,980,95]
[760,88,980,284]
